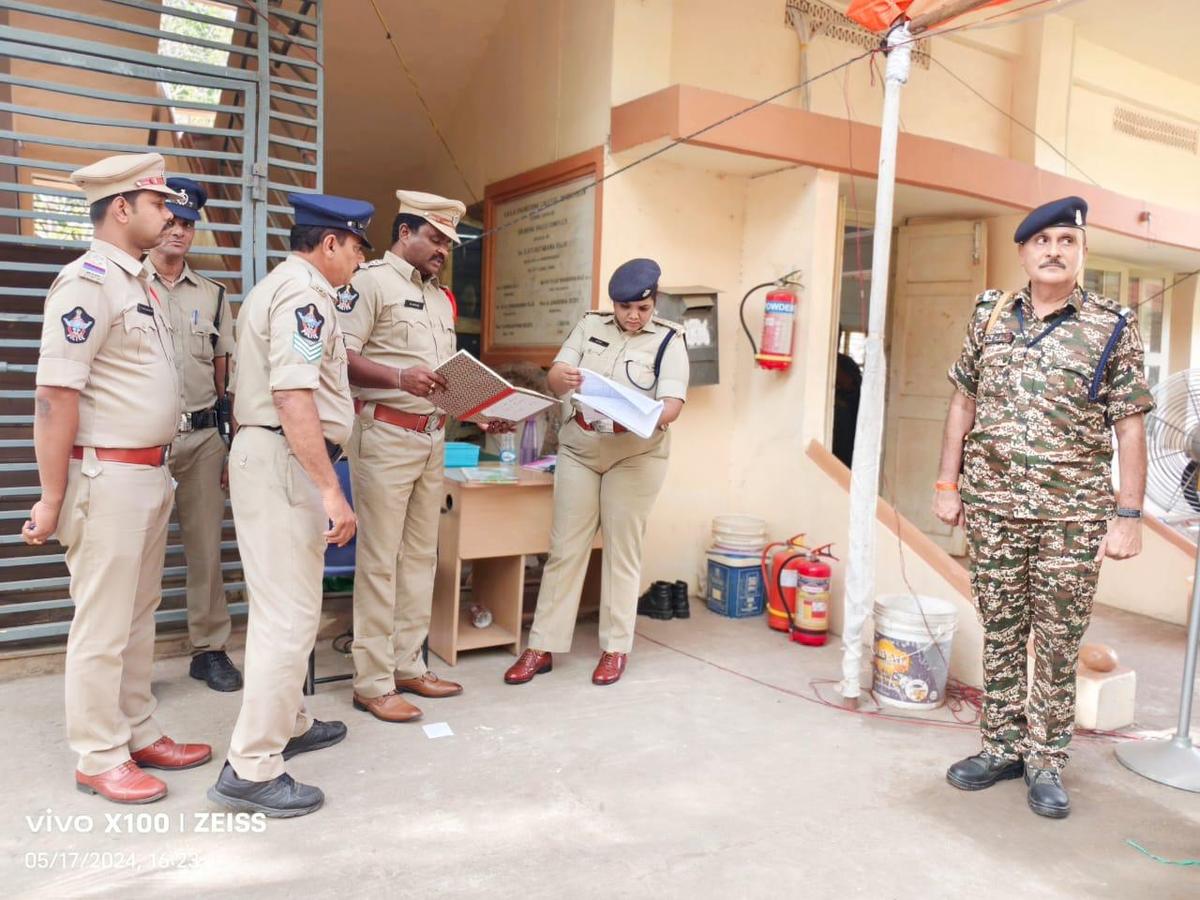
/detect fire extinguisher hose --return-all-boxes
[738,281,777,357]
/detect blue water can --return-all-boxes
[706,552,764,618]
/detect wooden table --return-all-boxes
[430,466,601,665]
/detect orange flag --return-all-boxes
[846,0,1014,34]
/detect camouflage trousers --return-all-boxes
[964,508,1106,769]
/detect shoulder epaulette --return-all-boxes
[584,309,612,317]
[361,259,388,269]
[78,252,108,285]
[652,315,683,332]
[975,288,1005,307]
[1085,290,1126,319]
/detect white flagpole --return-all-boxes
[841,24,913,701]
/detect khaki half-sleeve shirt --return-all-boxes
[555,312,689,403]
[230,254,353,446]
[36,239,179,448]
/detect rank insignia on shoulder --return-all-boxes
[80,254,107,284]
[588,336,610,348]
[335,285,359,313]
[983,332,1015,345]
[62,306,96,344]
[404,299,425,310]
[293,303,325,362]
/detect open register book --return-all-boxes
[575,370,663,439]
[429,350,556,422]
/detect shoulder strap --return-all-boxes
[211,282,226,351]
[652,328,675,377]
[983,291,1013,335]
[1088,311,1130,403]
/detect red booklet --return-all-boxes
[429,351,556,422]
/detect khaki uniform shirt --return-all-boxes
[336,250,455,415]
[36,239,179,448]
[556,311,689,410]
[230,254,353,446]
[146,258,234,413]
[948,286,1154,521]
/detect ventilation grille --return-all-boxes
[784,0,931,69]
[1113,106,1198,154]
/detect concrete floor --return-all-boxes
[2,604,1198,899]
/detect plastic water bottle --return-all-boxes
[498,431,517,477]
[519,418,539,465]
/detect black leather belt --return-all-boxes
[178,408,219,433]
[259,425,344,464]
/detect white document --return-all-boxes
[422,722,454,739]
[576,370,663,439]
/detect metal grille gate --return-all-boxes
[0,0,323,645]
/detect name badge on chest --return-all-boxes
[588,336,610,348]
[983,332,1014,345]
[404,299,425,310]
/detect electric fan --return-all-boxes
[1114,368,1200,791]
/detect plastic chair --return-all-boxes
[304,458,356,695]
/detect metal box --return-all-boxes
[657,285,719,386]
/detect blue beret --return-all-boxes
[166,176,206,222]
[288,192,375,251]
[608,258,661,303]
[1014,195,1087,244]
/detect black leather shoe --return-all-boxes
[189,651,243,692]
[282,719,347,760]
[1025,765,1070,818]
[946,753,1024,790]
[207,762,323,818]
[671,580,691,619]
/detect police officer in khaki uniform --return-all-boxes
[208,193,369,818]
[505,258,689,687]
[145,177,242,692]
[24,153,212,804]
[337,190,473,722]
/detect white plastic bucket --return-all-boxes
[711,514,767,553]
[872,594,958,710]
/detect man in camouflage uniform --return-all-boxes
[932,196,1152,819]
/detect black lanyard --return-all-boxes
[1014,301,1076,349]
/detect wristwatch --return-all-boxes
[1115,507,1143,519]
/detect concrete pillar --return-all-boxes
[1012,15,1076,175]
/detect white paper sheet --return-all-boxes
[422,722,454,739]
[575,370,663,439]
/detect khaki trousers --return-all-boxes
[348,412,444,695]
[168,427,230,653]
[528,420,669,654]
[226,427,321,782]
[58,451,173,775]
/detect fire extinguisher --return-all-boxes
[761,536,838,646]
[739,271,802,371]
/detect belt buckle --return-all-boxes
[178,412,193,434]
[424,414,440,434]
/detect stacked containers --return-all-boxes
[706,515,768,617]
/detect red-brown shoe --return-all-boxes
[352,691,423,723]
[504,649,553,684]
[76,761,167,804]
[131,736,213,771]
[395,671,463,698]
[592,651,627,686]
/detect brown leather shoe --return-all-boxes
[131,736,213,771]
[592,651,627,686]
[352,691,423,723]
[504,649,553,684]
[394,671,463,698]
[76,760,167,804]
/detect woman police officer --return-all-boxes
[503,258,689,686]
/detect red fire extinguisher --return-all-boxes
[761,536,837,646]
[739,272,802,372]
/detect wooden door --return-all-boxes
[883,221,987,555]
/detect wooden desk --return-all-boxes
[430,466,601,665]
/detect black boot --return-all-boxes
[190,650,244,692]
[1025,764,1070,818]
[649,581,674,620]
[671,580,690,619]
[946,752,1024,790]
[637,587,655,617]
[207,762,323,818]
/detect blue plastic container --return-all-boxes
[706,552,764,618]
[444,442,481,468]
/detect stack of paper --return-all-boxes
[429,350,556,423]
[576,370,663,439]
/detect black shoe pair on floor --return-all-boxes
[946,752,1070,818]
[207,719,347,818]
[190,650,243,692]
[637,580,689,620]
